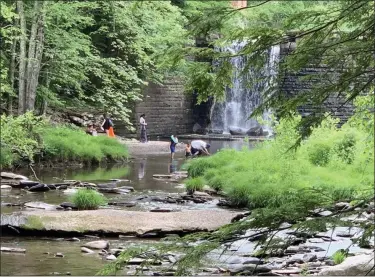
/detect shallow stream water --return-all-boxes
[1,139,253,276]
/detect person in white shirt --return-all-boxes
[190,140,211,156]
[140,114,147,143]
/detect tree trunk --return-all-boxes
[8,36,17,115]
[17,1,26,115]
[25,1,45,111]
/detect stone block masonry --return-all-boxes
[279,42,355,126]
[114,76,194,138]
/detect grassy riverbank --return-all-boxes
[184,113,374,212]
[0,112,128,169]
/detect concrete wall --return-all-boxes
[279,42,354,125]
[115,77,194,138]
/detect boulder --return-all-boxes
[246,126,264,136]
[106,254,117,261]
[229,127,247,136]
[318,254,374,276]
[303,253,317,263]
[82,240,109,250]
[28,184,49,192]
[1,185,12,190]
[24,202,60,211]
[1,172,28,180]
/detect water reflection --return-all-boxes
[138,159,146,179]
[168,159,178,174]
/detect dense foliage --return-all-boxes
[0,112,128,168]
[0,0,188,129]
[99,94,374,275]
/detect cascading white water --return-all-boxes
[210,42,279,135]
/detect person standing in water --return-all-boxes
[101,114,115,137]
[170,135,178,159]
[140,114,147,143]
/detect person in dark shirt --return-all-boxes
[101,114,115,137]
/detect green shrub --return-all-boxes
[185,177,204,193]
[308,143,331,166]
[70,188,107,210]
[332,250,347,265]
[333,133,356,164]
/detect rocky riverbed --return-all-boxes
[1,148,374,276]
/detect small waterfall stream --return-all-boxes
[210,42,279,135]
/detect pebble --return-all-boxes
[55,253,64,258]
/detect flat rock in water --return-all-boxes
[24,202,60,211]
[81,247,95,254]
[63,188,79,194]
[150,208,173,213]
[1,185,12,190]
[1,247,26,253]
[82,240,109,250]
[153,174,173,179]
[108,201,136,207]
[229,264,272,275]
[3,209,241,235]
[1,172,28,180]
[116,185,135,192]
[106,254,117,260]
[98,188,130,194]
[28,184,49,192]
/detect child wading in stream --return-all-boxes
[170,135,178,159]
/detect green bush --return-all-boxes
[307,143,331,166]
[70,188,107,210]
[333,133,356,164]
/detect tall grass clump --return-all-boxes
[70,188,107,210]
[332,250,347,265]
[185,177,204,193]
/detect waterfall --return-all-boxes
[210,42,279,135]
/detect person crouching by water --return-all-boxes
[170,135,178,159]
[140,114,147,143]
[191,139,211,156]
[101,114,115,137]
[86,124,98,136]
[185,142,192,158]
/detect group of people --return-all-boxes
[85,114,115,138]
[170,135,210,159]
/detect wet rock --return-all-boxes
[83,240,109,250]
[55,253,64,258]
[24,202,59,211]
[128,258,146,265]
[98,187,130,194]
[63,188,79,194]
[1,247,26,253]
[286,256,304,265]
[1,203,22,207]
[248,233,267,242]
[1,185,12,190]
[316,210,333,217]
[106,254,117,261]
[272,269,301,275]
[19,180,39,188]
[60,202,77,210]
[57,185,68,190]
[117,185,135,192]
[303,253,317,263]
[97,183,116,189]
[66,237,80,242]
[28,184,49,192]
[150,208,173,213]
[318,254,374,276]
[167,255,177,263]
[47,184,58,190]
[229,127,247,136]
[1,172,28,180]
[308,238,324,243]
[229,264,272,275]
[242,257,262,265]
[285,246,300,254]
[336,231,355,238]
[108,201,136,207]
[81,247,95,254]
[231,212,251,223]
[334,202,350,210]
[110,249,122,256]
[153,174,173,179]
[110,179,130,182]
[246,126,265,136]
[226,256,243,264]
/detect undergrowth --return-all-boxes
[0,112,128,168]
[70,188,107,210]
